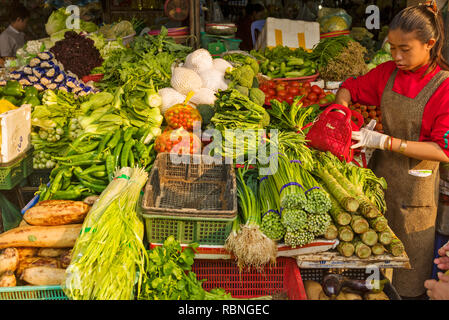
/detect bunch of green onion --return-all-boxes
[63,167,149,300]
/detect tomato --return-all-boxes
[259,84,269,92]
[369,110,377,118]
[319,98,329,105]
[277,90,287,98]
[311,85,322,95]
[303,82,311,88]
[268,88,276,96]
[290,81,301,88]
[285,95,294,105]
[276,84,286,92]
[267,80,277,89]
[264,96,273,105]
[318,93,326,99]
[154,129,202,154]
[360,105,367,112]
[298,87,307,96]
[165,104,202,131]
[288,87,300,96]
[307,92,318,102]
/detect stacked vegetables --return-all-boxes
[261,154,333,248]
[0,80,42,108]
[312,151,404,259]
[64,167,148,300]
[5,51,96,96]
[250,46,318,79]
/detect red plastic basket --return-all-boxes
[271,72,320,83]
[191,257,307,300]
[82,74,104,83]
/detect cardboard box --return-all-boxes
[255,17,320,51]
[0,104,31,163]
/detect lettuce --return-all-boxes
[45,8,69,36]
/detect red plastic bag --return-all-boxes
[305,104,364,162]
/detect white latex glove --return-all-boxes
[351,128,389,150]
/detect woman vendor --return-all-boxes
[334,1,449,299]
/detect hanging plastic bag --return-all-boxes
[0,192,22,232]
[318,7,352,33]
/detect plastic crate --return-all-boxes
[299,268,401,300]
[201,32,242,56]
[192,257,307,300]
[0,149,33,190]
[141,153,237,246]
[0,285,67,300]
[27,169,51,187]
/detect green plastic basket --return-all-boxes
[0,285,67,300]
[0,149,33,190]
[142,213,234,245]
[201,32,242,56]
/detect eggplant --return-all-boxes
[321,273,389,298]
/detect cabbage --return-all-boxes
[88,33,106,51]
[320,16,349,33]
[45,7,98,36]
[45,8,70,36]
[111,21,134,38]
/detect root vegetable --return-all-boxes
[327,193,352,226]
[37,248,71,258]
[353,238,372,259]
[368,216,388,232]
[371,243,386,255]
[16,247,38,261]
[304,280,324,300]
[16,256,61,276]
[364,291,389,300]
[0,224,82,249]
[0,271,16,287]
[23,200,90,226]
[0,248,19,274]
[378,229,393,245]
[21,266,66,286]
[385,226,405,257]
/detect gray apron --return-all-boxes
[369,68,449,297]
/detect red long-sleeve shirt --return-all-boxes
[341,61,449,157]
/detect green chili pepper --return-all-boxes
[129,149,135,168]
[50,169,65,194]
[106,154,115,182]
[66,133,103,156]
[280,62,287,77]
[59,160,104,167]
[97,132,114,155]
[61,168,73,190]
[79,179,108,193]
[136,124,150,140]
[113,142,124,169]
[74,170,107,186]
[71,140,101,154]
[52,151,97,162]
[107,130,122,149]
[91,171,107,178]
[121,139,135,168]
[135,141,146,158]
[51,185,87,200]
[80,165,106,177]
[123,127,138,142]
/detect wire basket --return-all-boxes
[299,268,401,300]
[192,257,307,300]
[141,153,237,246]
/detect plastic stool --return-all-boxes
[251,19,266,46]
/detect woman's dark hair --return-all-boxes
[389,2,449,73]
[9,4,30,23]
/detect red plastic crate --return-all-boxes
[191,257,307,300]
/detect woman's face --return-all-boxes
[388,29,435,71]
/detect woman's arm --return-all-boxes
[385,138,449,162]
[334,87,352,107]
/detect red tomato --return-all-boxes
[285,95,294,105]
[303,82,311,88]
[319,93,326,99]
[290,81,301,88]
[259,84,269,92]
[311,85,322,95]
[298,88,307,96]
[267,80,277,89]
[276,84,286,92]
[268,88,276,96]
[277,90,287,98]
[288,87,300,95]
[307,92,318,102]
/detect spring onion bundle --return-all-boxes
[259,174,285,241]
[63,167,149,300]
[225,167,277,271]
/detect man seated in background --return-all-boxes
[0,4,30,57]
[235,3,266,51]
